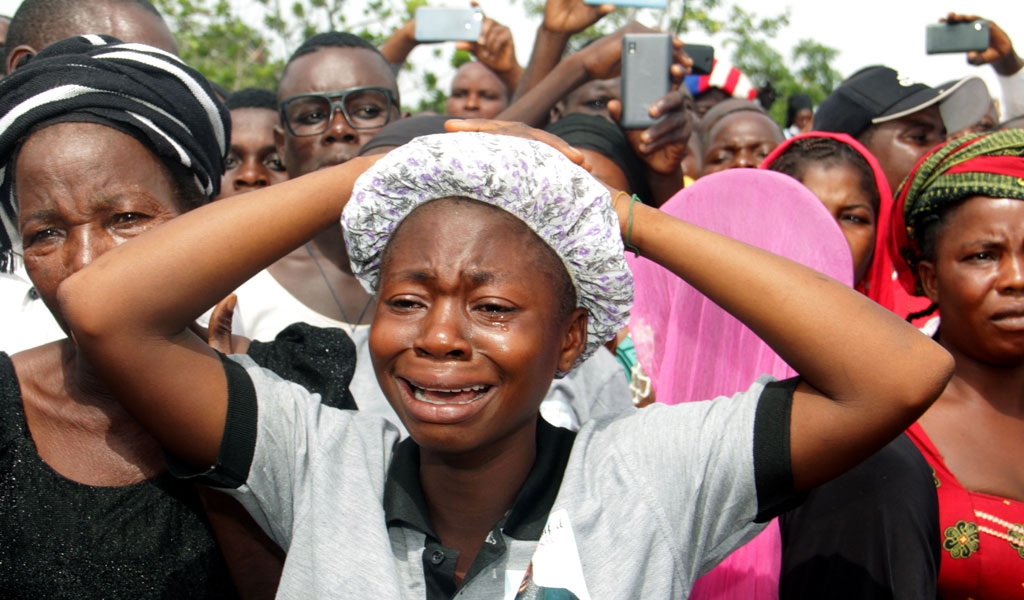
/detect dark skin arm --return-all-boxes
[56,137,585,470]
[62,118,953,494]
[513,0,614,100]
[381,11,523,93]
[57,155,392,468]
[456,16,524,93]
[613,187,951,491]
[446,120,955,492]
[379,19,419,68]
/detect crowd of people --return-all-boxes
[0,0,1021,598]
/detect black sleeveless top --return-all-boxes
[0,353,237,599]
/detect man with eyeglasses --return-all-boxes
[275,32,401,179]
[219,32,400,339]
[209,31,410,425]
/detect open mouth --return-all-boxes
[409,382,491,405]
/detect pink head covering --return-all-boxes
[760,131,932,323]
[628,169,853,600]
[629,169,853,405]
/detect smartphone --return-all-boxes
[620,33,672,129]
[926,21,990,54]
[414,7,483,43]
[685,44,714,76]
[584,0,669,8]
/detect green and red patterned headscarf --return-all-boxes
[889,128,1024,296]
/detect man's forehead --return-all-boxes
[894,105,944,129]
[278,46,396,99]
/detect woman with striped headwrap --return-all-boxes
[0,35,258,598]
[888,128,1024,599]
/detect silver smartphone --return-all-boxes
[926,21,990,54]
[414,7,483,43]
[620,33,672,129]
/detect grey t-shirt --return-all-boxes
[191,355,796,599]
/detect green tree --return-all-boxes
[155,0,427,94]
[155,0,283,91]
[707,5,841,124]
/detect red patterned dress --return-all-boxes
[907,422,1024,599]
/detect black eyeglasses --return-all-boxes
[280,87,396,136]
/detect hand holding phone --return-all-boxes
[414,7,484,43]
[926,21,990,55]
[620,33,672,129]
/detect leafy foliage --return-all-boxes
[707,5,841,124]
[155,0,431,96]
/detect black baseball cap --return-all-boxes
[814,66,990,137]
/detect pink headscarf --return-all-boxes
[760,131,933,324]
[629,169,853,404]
[628,169,853,600]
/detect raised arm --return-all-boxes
[611,194,954,490]
[943,13,1024,120]
[456,17,524,93]
[379,19,420,70]
[57,156,382,468]
[499,22,688,128]
[514,0,614,100]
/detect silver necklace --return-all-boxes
[304,243,373,334]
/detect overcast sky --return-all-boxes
[1,0,1020,112]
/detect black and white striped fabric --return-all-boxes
[0,35,229,272]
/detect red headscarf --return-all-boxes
[761,131,931,322]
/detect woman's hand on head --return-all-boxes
[445,119,589,169]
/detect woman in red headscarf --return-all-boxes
[762,132,935,327]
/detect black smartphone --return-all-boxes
[685,44,714,76]
[414,7,483,43]
[926,21,990,54]
[620,33,672,129]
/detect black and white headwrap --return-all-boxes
[0,35,229,272]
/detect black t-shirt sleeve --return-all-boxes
[778,433,939,600]
[752,377,803,522]
[165,353,258,489]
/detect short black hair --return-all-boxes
[766,137,881,213]
[287,31,381,66]
[226,88,278,112]
[696,98,780,150]
[7,0,160,55]
[281,31,399,106]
